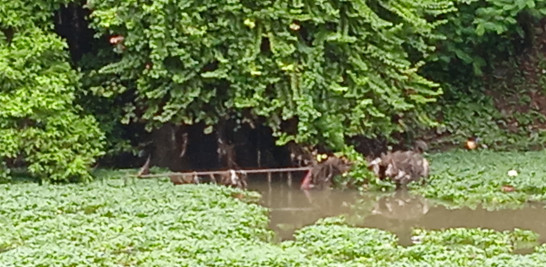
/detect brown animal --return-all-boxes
[169,173,199,185]
[218,169,248,189]
[369,141,430,189]
[300,156,352,190]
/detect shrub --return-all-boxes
[0,1,105,182]
[429,0,546,76]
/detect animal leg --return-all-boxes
[300,169,313,190]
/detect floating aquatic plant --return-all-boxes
[412,150,546,209]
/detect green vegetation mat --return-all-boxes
[414,150,546,208]
[1,172,546,266]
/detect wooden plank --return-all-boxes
[135,166,311,179]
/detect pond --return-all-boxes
[248,174,546,246]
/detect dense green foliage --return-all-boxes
[1,179,545,265]
[0,0,69,28]
[430,0,546,76]
[291,218,545,266]
[86,0,454,150]
[77,0,546,159]
[420,0,546,151]
[0,0,105,182]
[0,179,274,265]
[428,85,546,150]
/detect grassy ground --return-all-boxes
[1,162,546,266]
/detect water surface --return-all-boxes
[247,174,546,245]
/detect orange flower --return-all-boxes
[465,138,477,150]
[109,35,124,45]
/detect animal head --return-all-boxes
[414,140,428,153]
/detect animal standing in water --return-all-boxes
[369,141,430,189]
[169,172,199,185]
[218,169,248,190]
[300,155,352,190]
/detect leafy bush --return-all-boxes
[86,0,455,151]
[77,49,140,159]
[429,0,546,76]
[415,1,546,152]
[0,0,70,29]
[0,0,105,182]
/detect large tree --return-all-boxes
[87,0,454,152]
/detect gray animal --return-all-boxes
[369,141,429,189]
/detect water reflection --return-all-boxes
[362,191,431,245]
[248,176,546,245]
[370,190,430,220]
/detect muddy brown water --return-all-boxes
[247,175,546,246]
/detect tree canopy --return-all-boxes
[86,0,454,151]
